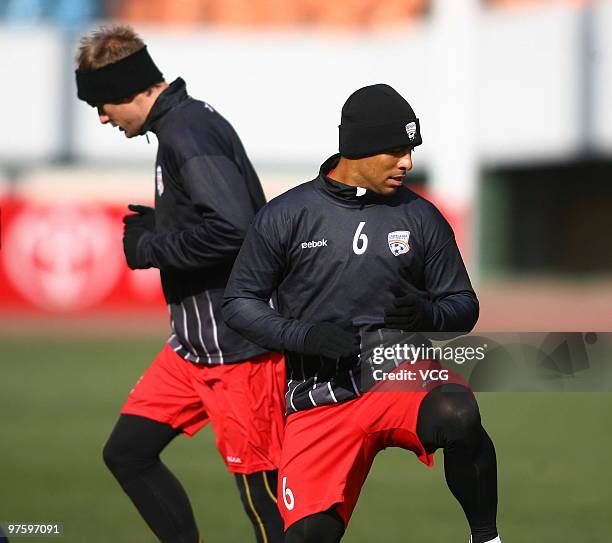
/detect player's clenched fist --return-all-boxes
[122,204,155,269]
[303,323,360,359]
[384,270,433,332]
[123,203,156,231]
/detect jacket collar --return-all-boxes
[316,153,395,207]
[140,77,189,135]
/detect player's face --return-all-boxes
[96,94,148,138]
[355,146,413,195]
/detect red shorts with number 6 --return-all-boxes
[277,360,467,530]
[121,343,286,474]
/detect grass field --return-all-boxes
[1,338,611,542]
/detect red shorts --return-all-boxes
[122,343,286,474]
[277,360,467,530]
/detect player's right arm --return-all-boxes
[224,201,360,359]
[222,209,313,353]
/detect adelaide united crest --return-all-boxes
[388,230,411,256]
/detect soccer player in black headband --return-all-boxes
[224,84,501,543]
[76,25,285,543]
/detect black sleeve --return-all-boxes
[140,154,255,270]
[222,213,313,353]
[422,206,479,332]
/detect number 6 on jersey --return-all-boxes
[352,221,368,255]
[282,476,295,510]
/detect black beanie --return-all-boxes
[339,84,422,158]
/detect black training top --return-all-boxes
[137,78,268,364]
[223,154,479,412]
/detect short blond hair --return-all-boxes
[76,25,145,71]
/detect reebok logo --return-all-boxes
[301,239,328,249]
[226,455,243,464]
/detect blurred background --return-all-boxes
[0,0,611,542]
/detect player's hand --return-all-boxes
[123,204,156,232]
[384,269,433,332]
[123,223,151,270]
[303,323,360,359]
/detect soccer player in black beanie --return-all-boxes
[75,25,285,543]
[224,84,501,543]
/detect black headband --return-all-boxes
[76,46,163,106]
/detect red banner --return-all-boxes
[0,199,165,316]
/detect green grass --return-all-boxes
[1,338,611,542]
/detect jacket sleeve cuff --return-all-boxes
[285,322,315,353]
[423,299,436,332]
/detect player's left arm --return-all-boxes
[384,202,478,333]
[422,233,479,332]
[127,152,256,270]
[417,200,479,332]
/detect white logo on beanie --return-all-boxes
[406,121,417,141]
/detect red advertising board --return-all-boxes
[0,198,165,316]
